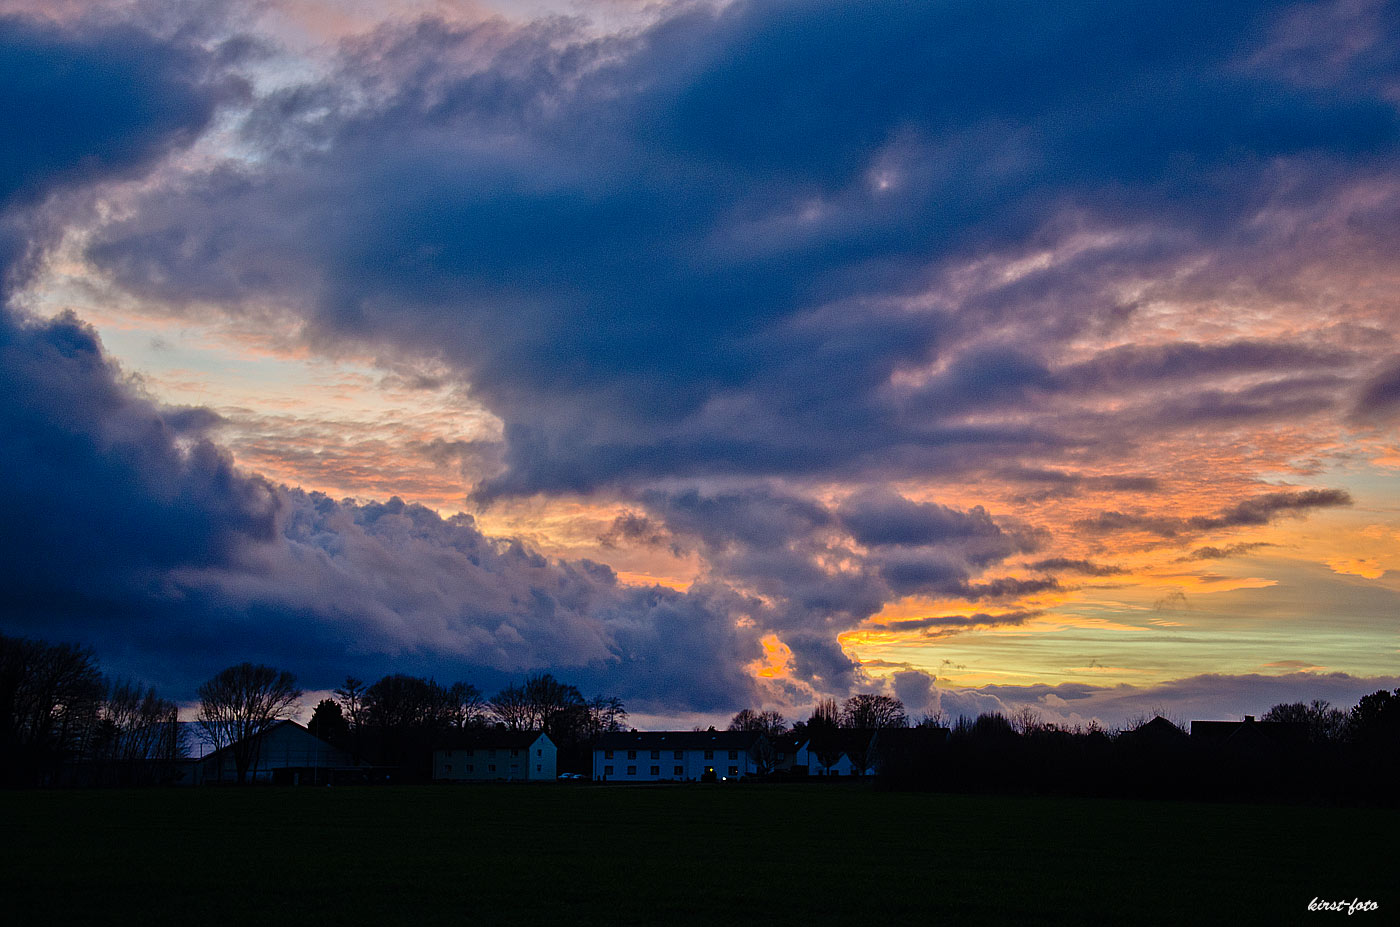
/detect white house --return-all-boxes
[434,730,556,781]
[192,720,362,785]
[593,730,762,781]
[792,730,878,777]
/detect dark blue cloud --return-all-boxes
[839,488,1014,548]
[86,0,1400,497]
[0,12,234,287]
[0,12,265,604]
[0,10,763,711]
[0,308,279,598]
[1355,357,1400,418]
[0,16,221,208]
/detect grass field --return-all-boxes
[1,783,1392,925]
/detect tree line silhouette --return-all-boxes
[0,634,179,786]
[3,630,1396,801]
[0,632,631,785]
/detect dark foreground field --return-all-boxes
[1,783,1391,926]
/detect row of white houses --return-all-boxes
[583,727,948,782]
[177,719,948,784]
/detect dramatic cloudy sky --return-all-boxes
[3,0,1398,727]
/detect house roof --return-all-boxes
[595,730,762,751]
[437,729,553,751]
[196,719,324,765]
[1191,718,1307,747]
[1123,716,1190,744]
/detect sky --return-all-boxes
[1,0,1398,729]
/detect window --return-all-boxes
[510,764,519,772]
[466,765,473,772]
[673,750,683,760]
[673,766,683,776]
[627,750,637,759]
[729,750,738,760]
[445,750,453,757]
[488,749,496,758]
[444,765,452,774]
[465,749,474,757]
[605,750,614,759]
[536,749,542,756]
[650,766,659,776]
[650,749,660,759]
[604,765,613,775]
[728,766,739,777]
[489,764,496,772]
[536,765,542,772]
[627,765,637,775]
[511,748,520,757]
[704,749,713,759]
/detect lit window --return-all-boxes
[728,766,738,777]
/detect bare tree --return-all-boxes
[840,693,907,730]
[809,698,840,731]
[489,682,531,730]
[0,633,105,785]
[1263,699,1348,743]
[447,682,488,730]
[586,695,628,738]
[728,708,788,736]
[729,709,789,773]
[196,663,301,784]
[522,673,586,738]
[916,710,947,729]
[1010,706,1044,736]
[333,676,368,730]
